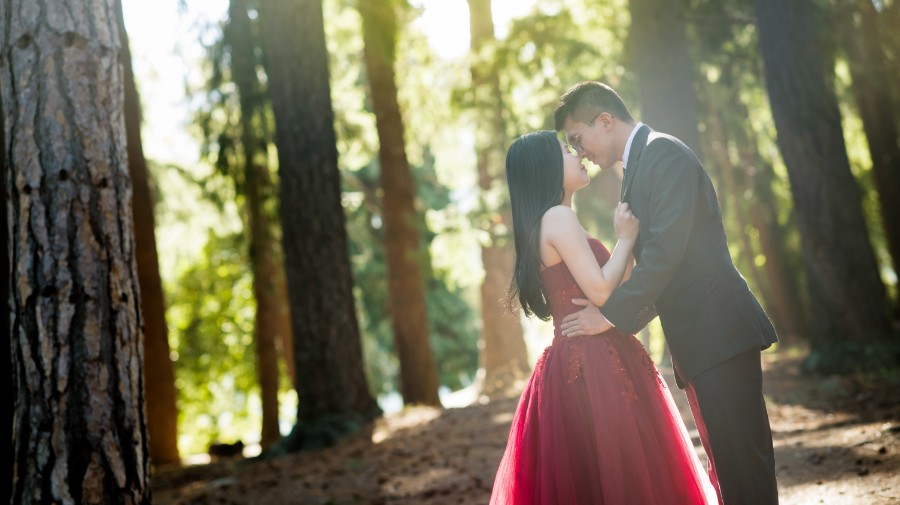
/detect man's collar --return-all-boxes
[622,122,644,170]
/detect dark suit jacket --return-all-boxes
[601,125,778,383]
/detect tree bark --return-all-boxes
[258,0,380,453]
[754,0,894,369]
[882,1,900,134]
[116,0,180,466]
[1,61,11,505]
[630,0,704,158]
[840,0,900,304]
[275,263,295,386]
[227,0,287,449]
[468,0,530,399]
[359,0,441,406]
[3,0,151,501]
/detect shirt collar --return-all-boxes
[622,122,644,170]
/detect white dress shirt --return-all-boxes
[621,122,645,171]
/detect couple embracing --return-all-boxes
[489,82,779,505]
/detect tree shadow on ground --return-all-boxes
[151,349,900,504]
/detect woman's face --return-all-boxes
[560,140,590,199]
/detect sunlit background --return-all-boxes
[121,0,569,457]
[117,0,899,463]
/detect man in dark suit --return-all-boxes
[554,81,779,504]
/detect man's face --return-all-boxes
[563,112,616,170]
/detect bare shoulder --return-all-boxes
[540,205,585,242]
[542,205,578,221]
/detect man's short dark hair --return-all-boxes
[554,81,634,130]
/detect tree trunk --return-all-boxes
[116,0,180,466]
[359,0,441,406]
[258,0,380,453]
[629,0,704,158]
[704,97,773,313]
[3,0,151,501]
[275,263,295,386]
[731,106,809,341]
[754,0,894,370]
[882,2,900,138]
[468,0,530,399]
[1,69,11,505]
[715,62,808,342]
[840,0,900,304]
[227,0,286,450]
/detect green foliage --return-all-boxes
[138,4,900,456]
[425,281,481,390]
[344,157,480,395]
[156,4,484,454]
[327,0,481,395]
[685,0,812,329]
[166,230,262,454]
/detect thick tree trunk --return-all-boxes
[3,0,151,502]
[359,0,441,406]
[882,2,900,138]
[227,0,285,450]
[1,72,11,505]
[840,0,900,302]
[468,0,530,399]
[258,0,380,453]
[630,0,704,158]
[754,0,894,370]
[116,0,180,466]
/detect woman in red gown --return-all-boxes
[490,131,716,504]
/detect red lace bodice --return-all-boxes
[539,237,612,340]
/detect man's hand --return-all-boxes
[560,298,613,337]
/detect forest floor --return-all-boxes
[152,349,900,504]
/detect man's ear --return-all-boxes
[599,111,615,129]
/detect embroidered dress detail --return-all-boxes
[489,237,717,505]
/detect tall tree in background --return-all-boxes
[359,0,441,406]
[629,0,703,366]
[702,73,808,341]
[838,0,900,302]
[258,0,380,451]
[882,2,900,130]
[687,1,808,341]
[468,0,531,399]
[226,0,290,448]
[1,74,11,505]
[629,0,704,157]
[3,0,150,501]
[754,0,895,370]
[116,0,181,465]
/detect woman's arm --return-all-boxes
[622,254,635,285]
[541,204,639,307]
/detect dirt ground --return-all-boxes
[152,350,900,504]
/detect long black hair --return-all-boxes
[505,130,565,320]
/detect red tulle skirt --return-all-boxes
[489,331,717,504]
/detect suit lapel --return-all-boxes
[620,124,652,202]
